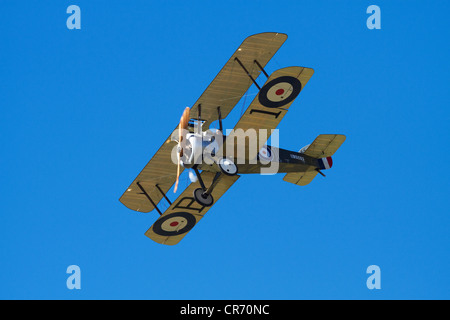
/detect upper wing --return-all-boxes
[302,134,346,158]
[227,66,314,161]
[190,32,288,127]
[145,171,240,245]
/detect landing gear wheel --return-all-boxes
[218,158,238,176]
[193,188,214,207]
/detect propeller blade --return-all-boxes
[174,107,190,193]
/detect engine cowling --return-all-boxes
[179,133,219,168]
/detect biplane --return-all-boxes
[119,32,346,245]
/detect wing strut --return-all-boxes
[234,57,261,90]
[136,182,162,215]
[155,184,172,205]
[197,104,202,134]
[254,59,269,78]
[217,106,223,133]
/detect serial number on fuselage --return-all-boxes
[289,154,305,162]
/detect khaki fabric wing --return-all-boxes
[303,134,346,158]
[145,172,240,245]
[119,131,179,213]
[190,32,288,127]
[227,66,314,162]
[283,170,319,186]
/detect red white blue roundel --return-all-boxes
[258,76,302,108]
[152,212,196,237]
[258,146,273,161]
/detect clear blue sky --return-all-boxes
[1,0,449,299]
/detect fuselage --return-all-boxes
[179,131,331,175]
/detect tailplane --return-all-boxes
[283,134,346,186]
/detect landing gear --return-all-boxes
[191,166,218,207]
[193,188,214,207]
[192,165,228,207]
[218,158,238,176]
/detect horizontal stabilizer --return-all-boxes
[283,170,318,186]
[282,134,345,186]
[302,134,346,158]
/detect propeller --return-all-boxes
[174,107,190,193]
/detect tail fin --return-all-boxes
[283,134,346,186]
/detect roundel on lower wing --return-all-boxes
[152,212,197,237]
[258,76,302,108]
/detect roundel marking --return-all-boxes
[258,76,302,108]
[275,88,285,96]
[152,212,197,237]
[258,145,273,161]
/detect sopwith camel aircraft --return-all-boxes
[119,32,346,245]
